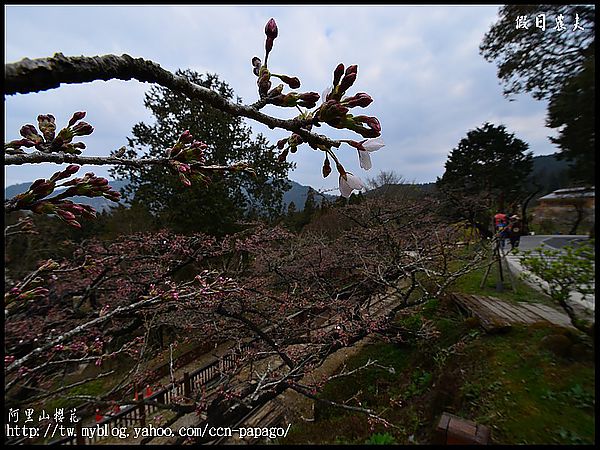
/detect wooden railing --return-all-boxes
[49,341,252,445]
[48,307,319,445]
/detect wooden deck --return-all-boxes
[451,293,575,332]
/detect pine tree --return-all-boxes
[111,70,292,236]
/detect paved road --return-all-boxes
[516,235,589,252]
[504,235,595,315]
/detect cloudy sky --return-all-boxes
[5,5,562,193]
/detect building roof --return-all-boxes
[538,186,595,202]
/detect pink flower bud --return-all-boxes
[20,125,43,144]
[342,92,373,108]
[278,75,300,89]
[322,156,332,178]
[6,138,36,149]
[265,18,278,39]
[71,122,94,136]
[37,114,56,141]
[179,130,194,144]
[276,138,288,150]
[333,64,345,87]
[91,177,109,186]
[68,111,86,127]
[65,164,80,175]
[297,92,320,108]
[338,72,357,94]
[31,181,55,197]
[57,210,77,221]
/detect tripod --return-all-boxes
[480,233,516,292]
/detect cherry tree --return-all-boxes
[4,18,483,442]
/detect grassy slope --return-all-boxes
[279,282,594,445]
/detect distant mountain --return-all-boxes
[365,182,437,199]
[283,181,337,211]
[5,179,334,213]
[4,180,129,213]
[527,153,572,196]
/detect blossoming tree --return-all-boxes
[4,18,483,443]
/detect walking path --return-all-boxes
[451,293,576,332]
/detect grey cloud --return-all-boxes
[5,5,559,193]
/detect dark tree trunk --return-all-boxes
[521,189,540,235]
[569,204,585,235]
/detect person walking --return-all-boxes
[494,212,508,251]
[507,214,522,251]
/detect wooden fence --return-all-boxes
[49,341,252,445]
[47,307,314,445]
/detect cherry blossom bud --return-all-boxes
[350,115,382,138]
[361,116,381,132]
[265,18,278,39]
[29,179,47,191]
[322,156,332,178]
[80,205,98,219]
[57,210,77,221]
[72,121,94,136]
[37,114,56,141]
[333,63,345,87]
[265,38,274,57]
[338,72,357,94]
[20,125,43,144]
[277,75,300,89]
[297,92,320,108]
[345,64,358,78]
[5,138,36,149]
[276,138,288,150]
[318,100,349,124]
[342,92,373,108]
[68,111,86,127]
[65,164,80,175]
[91,177,109,186]
[191,140,208,150]
[179,130,194,144]
[31,181,55,197]
[289,133,304,146]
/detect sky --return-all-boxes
[4,5,567,194]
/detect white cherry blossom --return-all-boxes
[357,137,385,170]
[339,172,366,198]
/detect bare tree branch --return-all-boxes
[4,53,341,150]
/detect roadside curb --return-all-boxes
[504,252,595,318]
